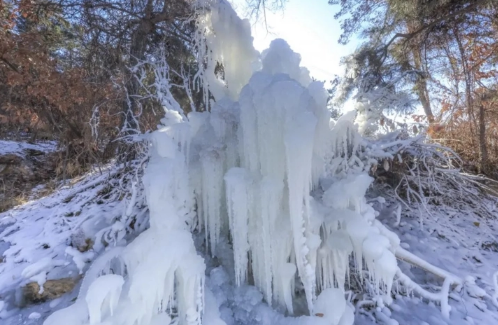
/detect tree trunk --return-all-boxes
[122,20,153,133]
[407,15,434,123]
[121,0,156,134]
[478,103,488,174]
[454,28,479,162]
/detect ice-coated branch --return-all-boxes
[396,268,458,319]
[395,248,462,284]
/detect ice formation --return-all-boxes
[45,109,205,325]
[44,1,422,324]
[314,288,350,325]
[86,274,124,324]
[189,32,401,321]
[195,0,260,105]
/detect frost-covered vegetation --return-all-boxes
[1,1,498,325]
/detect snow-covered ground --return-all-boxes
[360,192,498,325]
[1,170,497,325]
[0,165,127,324]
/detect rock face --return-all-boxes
[20,277,79,306]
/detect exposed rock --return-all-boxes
[70,229,94,252]
[21,277,79,306]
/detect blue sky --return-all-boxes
[231,0,358,82]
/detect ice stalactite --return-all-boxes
[320,172,399,304]
[285,109,319,311]
[320,231,353,292]
[344,215,369,276]
[210,99,240,170]
[85,275,124,324]
[327,111,365,177]
[314,116,402,307]
[259,176,285,306]
[308,81,334,187]
[195,99,243,257]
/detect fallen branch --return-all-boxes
[62,168,120,203]
[396,268,457,319]
[393,247,463,319]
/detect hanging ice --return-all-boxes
[86,275,124,324]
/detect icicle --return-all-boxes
[238,84,261,174]
[307,81,332,187]
[200,146,226,256]
[344,215,369,274]
[394,204,402,227]
[271,220,295,311]
[224,168,252,286]
[258,177,284,305]
[362,232,396,295]
[285,109,318,312]
[325,231,353,291]
[86,275,124,324]
[281,263,297,315]
[176,255,205,325]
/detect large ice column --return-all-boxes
[122,116,206,325]
[195,0,260,104]
[45,112,205,325]
[233,50,330,312]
